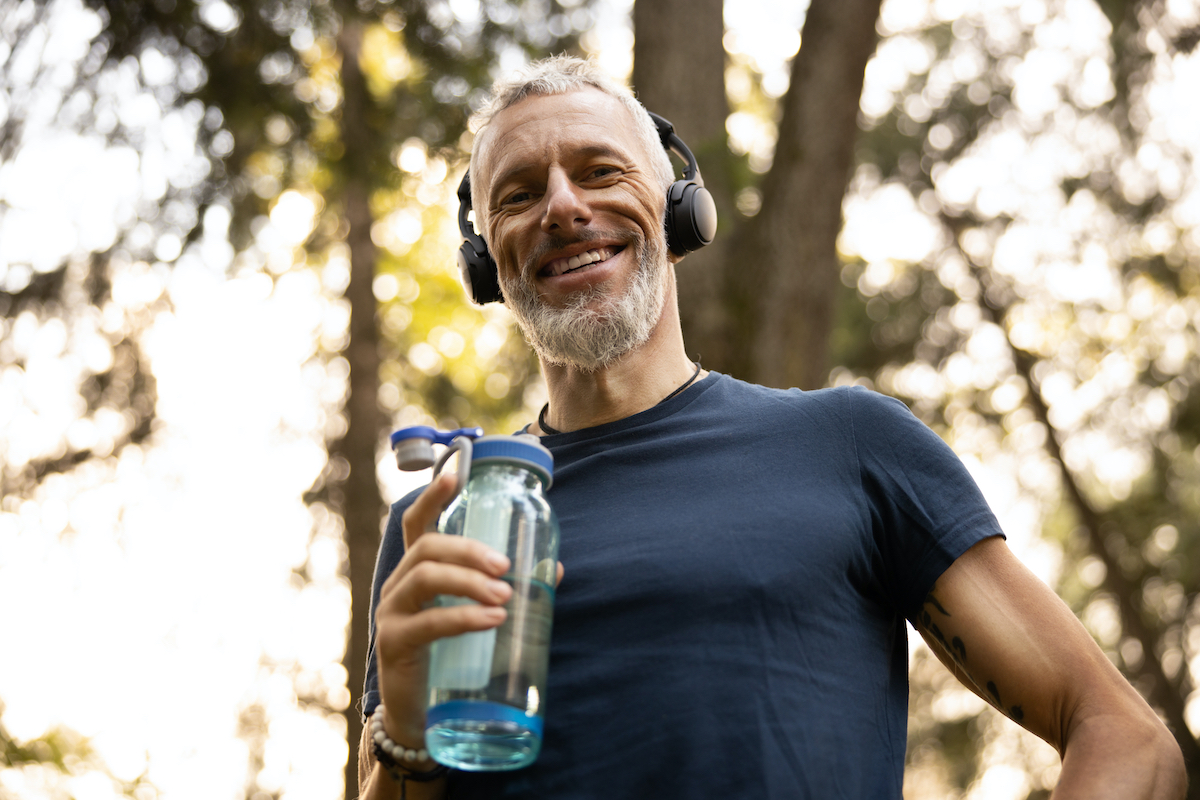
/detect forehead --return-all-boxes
[476,88,648,190]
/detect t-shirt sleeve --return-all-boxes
[361,488,424,722]
[848,387,1005,618]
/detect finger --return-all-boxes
[380,533,511,596]
[402,472,459,549]
[556,561,564,588]
[378,603,508,655]
[380,560,513,616]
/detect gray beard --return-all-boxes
[501,233,668,372]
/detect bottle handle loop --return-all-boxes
[432,436,473,501]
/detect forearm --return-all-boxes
[915,538,1187,800]
[1053,713,1186,800]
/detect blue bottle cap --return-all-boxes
[471,435,554,488]
[390,426,484,448]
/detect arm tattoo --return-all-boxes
[917,592,1025,724]
[925,592,951,617]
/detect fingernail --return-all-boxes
[486,551,510,572]
[488,579,511,598]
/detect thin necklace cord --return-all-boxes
[537,361,702,436]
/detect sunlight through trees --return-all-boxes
[3,0,1200,798]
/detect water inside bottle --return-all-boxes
[426,576,555,771]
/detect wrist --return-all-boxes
[379,706,427,756]
[370,705,447,783]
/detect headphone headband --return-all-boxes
[648,112,701,184]
[456,111,717,305]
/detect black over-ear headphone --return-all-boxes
[456,111,718,305]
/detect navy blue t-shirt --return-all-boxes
[363,373,1003,798]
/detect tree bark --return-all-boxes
[633,0,883,388]
[731,0,882,390]
[335,20,385,800]
[631,0,736,370]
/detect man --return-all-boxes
[359,56,1186,799]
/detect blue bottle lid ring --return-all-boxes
[388,428,552,488]
[470,435,553,488]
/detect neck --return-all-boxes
[535,277,703,434]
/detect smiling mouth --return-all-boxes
[540,246,625,278]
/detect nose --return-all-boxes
[541,168,591,235]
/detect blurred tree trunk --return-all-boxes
[736,0,882,390]
[332,20,384,799]
[632,0,735,370]
[634,0,883,389]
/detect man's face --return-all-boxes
[474,88,672,371]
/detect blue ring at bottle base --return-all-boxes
[425,700,544,738]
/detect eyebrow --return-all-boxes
[487,144,632,206]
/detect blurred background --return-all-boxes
[2,0,1200,797]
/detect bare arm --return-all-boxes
[912,536,1186,799]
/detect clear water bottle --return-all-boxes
[390,428,560,771]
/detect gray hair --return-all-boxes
[467,55,675,236]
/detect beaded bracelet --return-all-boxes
[370,705,449,798]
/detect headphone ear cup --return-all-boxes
[665,179,718,255]
[457,240,504,305]
[454,170,504,305]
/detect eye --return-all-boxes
[501,190,535,207]
[587,165,619,180]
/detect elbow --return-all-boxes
[1151,724,1188,799]
[1124,701,1187,794]
[1111,715,1187,798]
[1057,700,1188,798]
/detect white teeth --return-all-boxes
[566,249,602,271]
[551,248,612,276]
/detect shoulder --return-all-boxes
[705,373,867,411]
[717,378,916,429]
[712,375,900,407]
[681,375,928,446]
[829,383,915,417]
[801,384,938,442]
